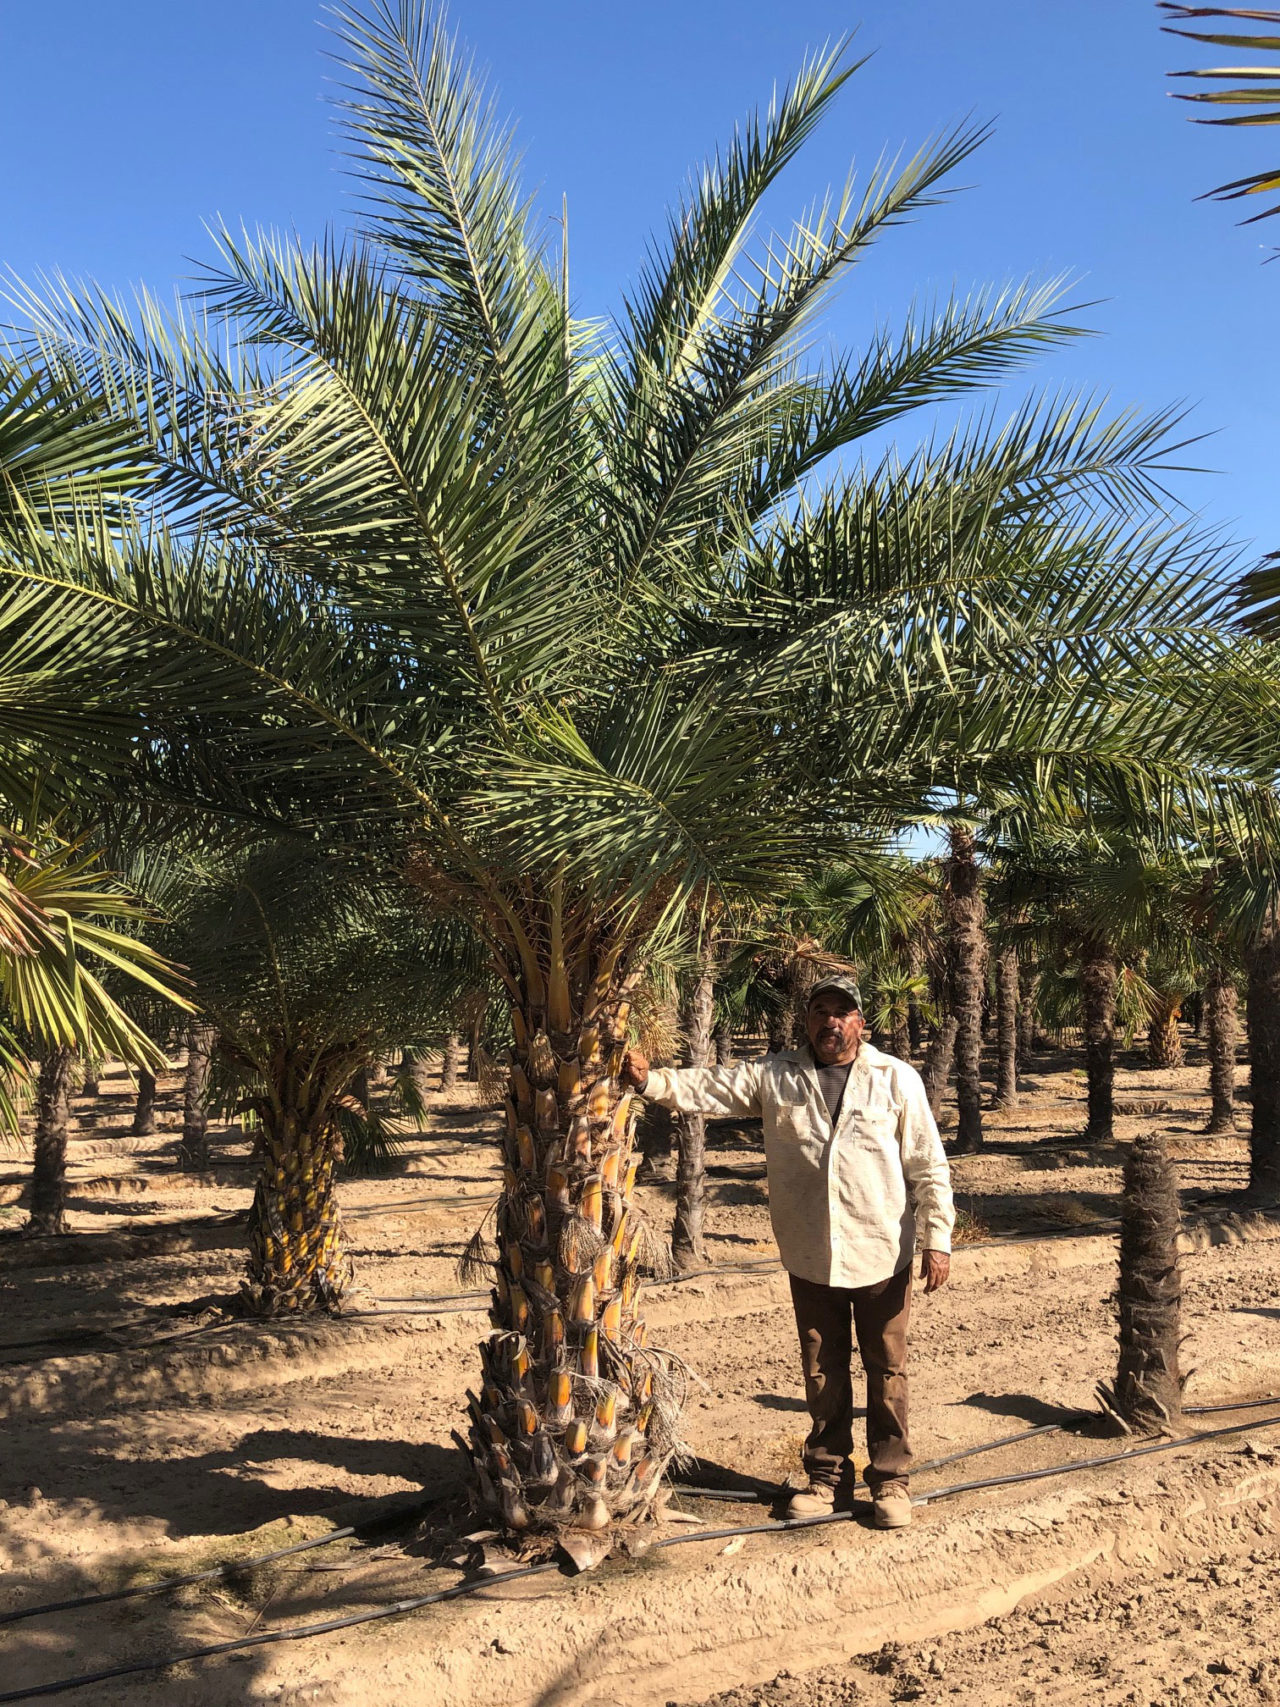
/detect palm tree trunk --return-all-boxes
[406,1047,434,1104]
[906,939,924,1056]
[672,957,715,1271]
[1106,1129,1183,1434]
[1018,971,1040,1057]
[788,950,821,1047]
[441,1032,462,1093]
[1147,995,1184,1069]
[81,1058,101,1099]
[1081,942,1117,1144]
[946,827,987,1152]
[179,1024,216,1171]
[1246,907,1280,1202]
[1204,971,1238,1135]
[130,1067,158,1136]
[920,1013,958,1118]
[470,902,677,1534]
[244,1100,351,1315]
[713,1023,735,1065]
[29,1047,75,1237]
[889,1013,911,1061]
[993,943,1019,1110]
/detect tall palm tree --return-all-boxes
[8,2,1280,1527]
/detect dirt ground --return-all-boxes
[2,1035,1280,1705]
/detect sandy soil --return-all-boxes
[1,1036,1279,1704]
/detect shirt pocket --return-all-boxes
[847,1107,900,1148]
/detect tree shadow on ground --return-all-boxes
[2,1425,463,1540]
[957,1391,1088,1427]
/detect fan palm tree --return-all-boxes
[1,827,190,1231]
[7,2,1280,1527]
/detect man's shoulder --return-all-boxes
[861,1043,926,1094]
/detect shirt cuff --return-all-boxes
[643,1067,678,1106]
[917,1218,952,1254]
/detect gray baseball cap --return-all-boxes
[807,974,863,1010]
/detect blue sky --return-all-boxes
[2,0,1276,555]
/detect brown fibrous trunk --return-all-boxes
[946,827,986,1151]
[921,1013,958,1118]
[1108,1128,1183,1435]
[28,1047,75,1237]
[179,1024,217,1172]
[441,1032,462,1094]
[1204,971,1238,1135]
[1018,972,1039,1060]
[1081,943,1117,1145]
[131,1067,158,1137]
[993,943,1019,1110]
[1246,909,1280,1203]
[672,958,715,1271]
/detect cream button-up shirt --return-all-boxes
[644,1042,954,1289]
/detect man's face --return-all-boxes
[806,992,865,1064]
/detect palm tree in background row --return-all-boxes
[7,3,1280,1528]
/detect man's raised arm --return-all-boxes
[621,1049,767,1122]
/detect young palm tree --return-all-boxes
[175,841,477,1311]
[9,2,1280,1528]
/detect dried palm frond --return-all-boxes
[456,1197,501,1284]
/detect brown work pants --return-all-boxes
[789,1264,912,1493]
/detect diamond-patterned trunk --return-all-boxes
[243,1102,352,1315]
[467,936,679,1533]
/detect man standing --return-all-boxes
[622,974,953,1529]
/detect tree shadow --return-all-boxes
[958,1391,1087,1427]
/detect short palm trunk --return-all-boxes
[1147,996,1184,1069]
[466,935,681,1534]
[1102,1128,1184,1434]
[243,1110,351,1314]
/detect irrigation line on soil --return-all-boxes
[675,1419,1083,1502]
[8,1410,1280,1702]
[0,1415,1076,1628]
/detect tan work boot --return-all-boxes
[786,1481,837,1520]
[871,1482,912,1529]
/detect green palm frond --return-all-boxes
[0,829,190,1071]
[1161,4,1280,221]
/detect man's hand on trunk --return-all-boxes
[920,1250,950,1293]
[621,1049,650,1091]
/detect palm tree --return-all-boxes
[1,828,189,1232]
[174,841,475,1311]
[9,2,1280,1529]
[1160,4,1280,224]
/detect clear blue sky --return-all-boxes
[2,1,1276,555]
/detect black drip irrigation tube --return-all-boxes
[7,1405,1280,1703]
